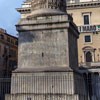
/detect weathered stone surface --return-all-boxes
[5,71,87,100]
[31,0,66,15]
[11,72,75,94]
[18,29,68,69]
[16,14,79,70]
[5,94,79,100]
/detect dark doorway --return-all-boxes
[86,51,92,62]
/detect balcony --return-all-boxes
[78,25,100,33]
[79,61,100,67]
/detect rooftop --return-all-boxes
[0,28,18,40]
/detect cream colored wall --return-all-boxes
[80,0,98,2]
[67,7,100,25]
[78,32,100,63]
[67,7,100,64]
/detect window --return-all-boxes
[7,37,10,42]
[84,15,89,25]
[9,49,16,57]
[0,34,4,39]
[82,13,91,25]
[82,46,95,63]
[86,51,92,62]
[11,39,14,45]
[15,41,18,46]
[84,35,91,43]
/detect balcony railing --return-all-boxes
[78,25,100,33]
[79,61,100,67]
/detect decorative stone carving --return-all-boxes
[31,0,66,12]
[32,0,46,10]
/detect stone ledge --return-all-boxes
[13,67,73,73]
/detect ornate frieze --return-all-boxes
[32,0,46,10]
[48,0,66,11]
[32,0,66,12]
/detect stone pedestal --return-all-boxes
[5,0,88,100]
[6,70,87,100]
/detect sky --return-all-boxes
[0,0,93,37]
[0,0,24,37]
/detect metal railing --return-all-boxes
[79,61,100,67]
[0,78,11,100]
[0,74,100,100]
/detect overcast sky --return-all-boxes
[0,0,24,36]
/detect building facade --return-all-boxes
[67,0,100,67]
[0,28,18,77]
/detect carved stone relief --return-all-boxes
[31,0,66,11]
[32,0,46,10]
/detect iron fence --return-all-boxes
[0,78,11,100]
[0,75,100,100]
